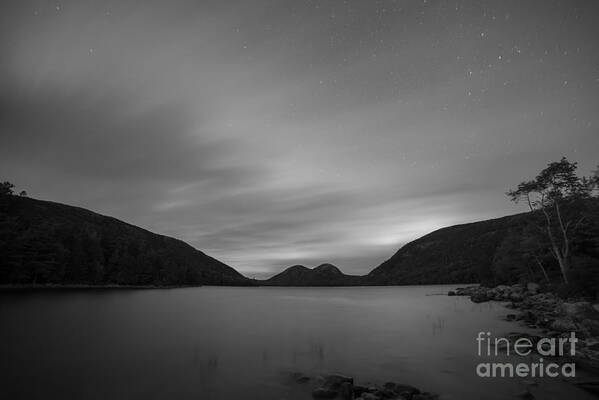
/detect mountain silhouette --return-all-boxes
[0,194,252,286]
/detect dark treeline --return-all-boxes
[366,199,599,296]
[0,193,251,286]
[2,157,598,292]
[368,157,599,297]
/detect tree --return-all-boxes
[0,181,15,196]
[593,165,599,188]
[507,157,597,283]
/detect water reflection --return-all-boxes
[431,316,446,336]
[0,286,596,400]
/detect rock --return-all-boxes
[455,286,480,296]
[575,348,599,374]
[526,283,540,294]
[581,319,599,336]
[303,374,435,400]
[339,382,354,400]
[312,374,354,399]
[322,374,354,389]
[506,332,541,346]
[380,389,397,398]
[516,311,535,323]
[359,394,380,400]
[573,378,599,395]
[352,385,369,397]
[447,291,456,296]
[550,318,578,332]
[471,292,490,303]
[288,371,311,384]
[383,382,420,397]
[312,387,338,399]
[560,302,599,322]
[515,389,535,399]
[509,291,525,302]
[288,372,311,383]
[587,342,599,351]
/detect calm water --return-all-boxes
[0,286,595,400]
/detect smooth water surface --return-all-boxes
[0,286,594,399]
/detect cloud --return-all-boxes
[0,80,267,223]
[1,0,598,279]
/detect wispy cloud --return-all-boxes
[1,0,598,278]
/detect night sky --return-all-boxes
[1,0,598,278]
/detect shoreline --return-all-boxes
[0,282,478,290]
[288,372,439,400]
[450,284,599,394]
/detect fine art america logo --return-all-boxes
[476,331,577,378]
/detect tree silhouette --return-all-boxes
[0,181,15,196]
[1,181,27,197]
[507,157,598,283]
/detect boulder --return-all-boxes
[526,283,540,294]
[509,289,525,302]
[516,311,536,323]
[455,286,480,296]
[291,372,311,383]
[359,394,380,400]
[560,302,599,322]
[550,318,578,332]
[581,319,599,336]
[352,385,369,397]
[339,382,354,400]
[575,353,599,375]
[573,378,599,395]
[587,342,599,351]
[322,374,354,389]
[383,382,420,396]
[312,374,354,399]
[312,387,338,399]
[515,389,535,399]
[471,292,490,303]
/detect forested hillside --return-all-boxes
[366,199,599,293]
[0,194,251,286]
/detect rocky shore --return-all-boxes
[288,372,438,400]
[450,283,599,392]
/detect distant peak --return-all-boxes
[284,264,309,272]
[313,263,341,274]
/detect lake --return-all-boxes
[0,285,595,399]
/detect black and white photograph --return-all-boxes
[1,1,599,399]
